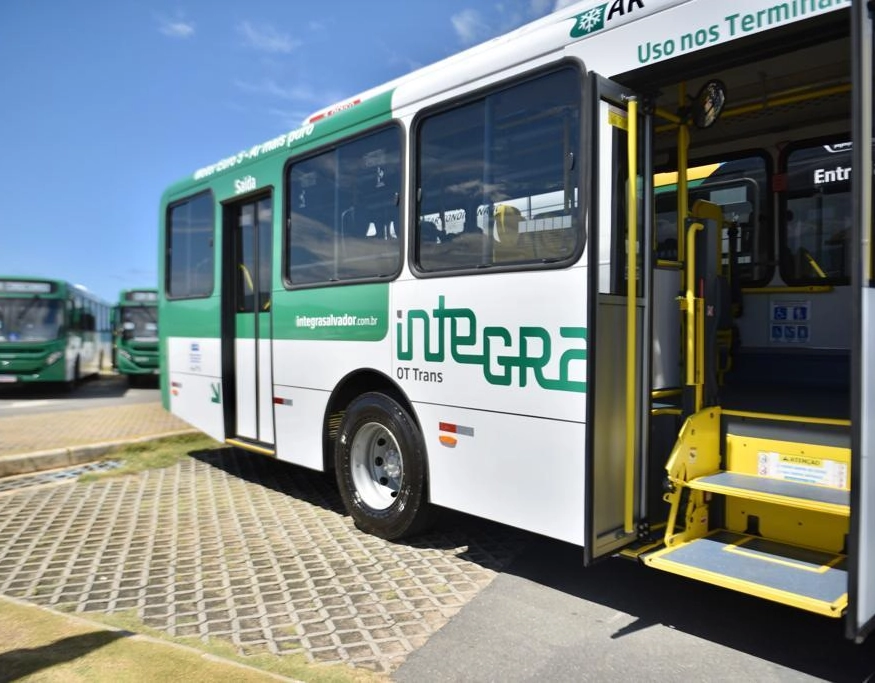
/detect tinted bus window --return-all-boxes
[167,192,215,298]
[781,141,853,285]
[415,67,581,272]
[287,127,402,286]
[655,154,771,285]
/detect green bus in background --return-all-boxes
[0,276,111,386]
[112,288,159,384]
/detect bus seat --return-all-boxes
[493,205,529,262]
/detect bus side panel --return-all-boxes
[420,403,586,544]
[272,337,396,470]
[166,336,225,441]
[272,384,329,471]
[392,269,589,422]
[392,269,588,544]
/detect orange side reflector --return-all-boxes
[439,435,457,448]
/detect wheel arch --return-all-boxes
[322,369,421,472]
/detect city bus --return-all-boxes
[0,276,111,386]
[158,0,875,640]
[112,288,159,383]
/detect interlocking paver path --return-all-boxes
[0,403,192,457]
[0,446,526,675]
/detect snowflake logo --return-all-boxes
[570,5,606,38]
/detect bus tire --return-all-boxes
[335,392,432,540]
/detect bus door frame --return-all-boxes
[585,74,654,563]
[222,191,276,447]
[849,0,875,643]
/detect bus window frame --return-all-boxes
[654,149,773,288]
[409,60,587,279]
[165,189,217,301]
[281,122,405,291]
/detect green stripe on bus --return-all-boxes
[163,90,396,199]
[159,297,221,338]
[272,284,389,341]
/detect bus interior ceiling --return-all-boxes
[624,13,853,421]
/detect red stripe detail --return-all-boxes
[439,422,457,433]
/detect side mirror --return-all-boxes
[692,79,727,129]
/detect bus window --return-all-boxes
[654,154,771,285]
[286,127,401,286]
[415,67,581,273]
[0,298,63,342]
[780,140,853,285]
[166,192,215,299]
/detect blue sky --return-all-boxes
[0,0,574,303]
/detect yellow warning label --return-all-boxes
[758,451,848,489]
[779,455,822,467]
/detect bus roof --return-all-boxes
[0,276,105,301]
[165,0,692,197]
[164,0,850,198]
[301,0,690,125]
[118,289,159,304]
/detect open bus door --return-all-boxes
[585,75,653,563]
[222,194,276,452]
[849,0,875,643]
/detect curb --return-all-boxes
[0,429,199,478]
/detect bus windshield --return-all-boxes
[0,298,64,342]
[120,306,158,341]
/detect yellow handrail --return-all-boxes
[624,96,639,535]
[684,220,704,412]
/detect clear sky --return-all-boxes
[0,0,574,303]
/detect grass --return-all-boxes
[78,433,222,482]
[0,597,386,682]
[87,609,386,683]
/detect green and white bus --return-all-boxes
[0,276,111,385]
[160,0,875,639]
[112,288,159,382]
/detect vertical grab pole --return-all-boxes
[685,221,704,412]
[625,97,639,534]
[677,84,688,265]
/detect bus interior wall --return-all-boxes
[623,11,853,424]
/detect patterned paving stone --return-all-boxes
[0,447,527,675]
[0,403,192,457]
[0,460,122,492]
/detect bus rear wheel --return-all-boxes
[334,392,431,540]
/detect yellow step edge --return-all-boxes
[225,438,276,456]
[687,478,850,517]
[723,408,851,427]
[644,544,847,618]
